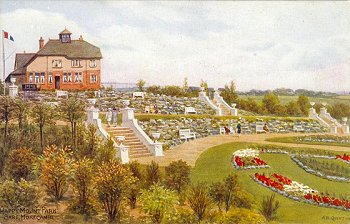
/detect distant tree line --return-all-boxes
[237,88,338,97]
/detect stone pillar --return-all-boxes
[230,103,238,116]
[117,144,129,164]
[86,98,99,124]
[8,85,18,98]
[122,107,135,123]
[330,125,337,134]
[341,117,349,134]
[152,143,164,156]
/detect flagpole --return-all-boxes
[2,30,5,96]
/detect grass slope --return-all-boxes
[190,142,350,224]
[266,136,350,147]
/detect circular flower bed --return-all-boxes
[232,149,269,170]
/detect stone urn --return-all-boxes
[310,102,315,108]
[122,99,130,108]
[200,87,205,92]
[152,132,161,143]
[342,117,348,125]
[115,136,126,146]
[10,77,16,85]
[231,103,236,109]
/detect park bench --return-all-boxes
[179,129,196,141]
[56,90,68,98]
[293,125,305,132]
[256,124,266,134]
[184,107,197,114]
[133,92,145,99]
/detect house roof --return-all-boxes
[36,39,102,59]
[10,53,36,75]
[59,28,72,35]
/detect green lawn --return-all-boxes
[190,142,350,224]
[266,136,350,147]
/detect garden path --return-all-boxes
[134,133,350,166]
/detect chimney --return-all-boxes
[79,35,83,41]
[39,37,44,50]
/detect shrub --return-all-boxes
[0,179,38,208]
[260,193,279,221]
[5,148,35,181]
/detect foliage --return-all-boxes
[262,92,280,114]
[70,158,96,215]
[137,79,146,92]
[223,174,239,212]
[146,160,162,187]
[128,160,143,181]
[5,148,35,181]
[31,102,55,150]
[95,159,135,223]
[0,179,38,208]
[37,145,75,201]
[286,101,302,116]
[165,160,191,194]
[0,96,15,147]
[218,207,267,224]
[260,193,280,221]
[95,137,115,164]
[233,189,254,209]
[183,77,189,93]
[14,98,29,130]
[187,182,212,223]
[297,95,310,116]
[140,184,178,224]
[59,97,86,150]
[209,182,225,211]
[220,81,238,105]
[328,103,350,119]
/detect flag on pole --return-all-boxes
[3,31,14,42]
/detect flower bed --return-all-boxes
[291,155,350,182]
[296,135,350,145]
[232,149,269,169]
[252,172,350,211]
[336,154,350,165]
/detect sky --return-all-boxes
[0,1,349,92]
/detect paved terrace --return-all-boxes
[134,133,350,166]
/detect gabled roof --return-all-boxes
[36,39,102,59]
[10,53,36,75]
[59,28,72,35]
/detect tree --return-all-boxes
[5,148,35,181]
[183,77,189,93]
[146,160,161,187]
[95,160,135,223]
[31,102,54,150]
[71,158,96,215]
[220,81,238,105]
[200,79,209,95]
[14,98,29,130]
[0,179,38,208]
[223,174,239,212]
[140,184,178,224]
[37,145,75,201]
[260,193,280,221]
[95,137,115,164]
[59,97,86,150]
[187,183,212,223]
[0,96,15,147]
[137,79,146,92]
[209,182,225,212]
[165,160,191,195]
[262,92,280,114]
[297,95,310,116]
[127,160,143,209]
[286,101,302,116]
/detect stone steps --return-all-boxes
[212,100,231,116]
[106,126,152,158]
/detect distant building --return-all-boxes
[9,28,102,90]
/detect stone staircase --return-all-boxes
[212,99,231,116]
[106,126,152,158]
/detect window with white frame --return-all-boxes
[29,73,33,83]
[48,72,53,83]
[68,73,72,82]
[63,73,68,83]
[52,60,62,68]
[90,74,97,83]
[89,60,97,68]
[71,59,81,67]
[74,72,82,82]
[35,73,40,83]
[40,72,45,83]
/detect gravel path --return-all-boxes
[134,133,350,166]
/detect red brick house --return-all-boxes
[9,28,102,90]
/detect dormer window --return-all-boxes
[71,59,81,67]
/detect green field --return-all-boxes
[190,142,350,224]
[238,95,350,106]
[266,136,350,147]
